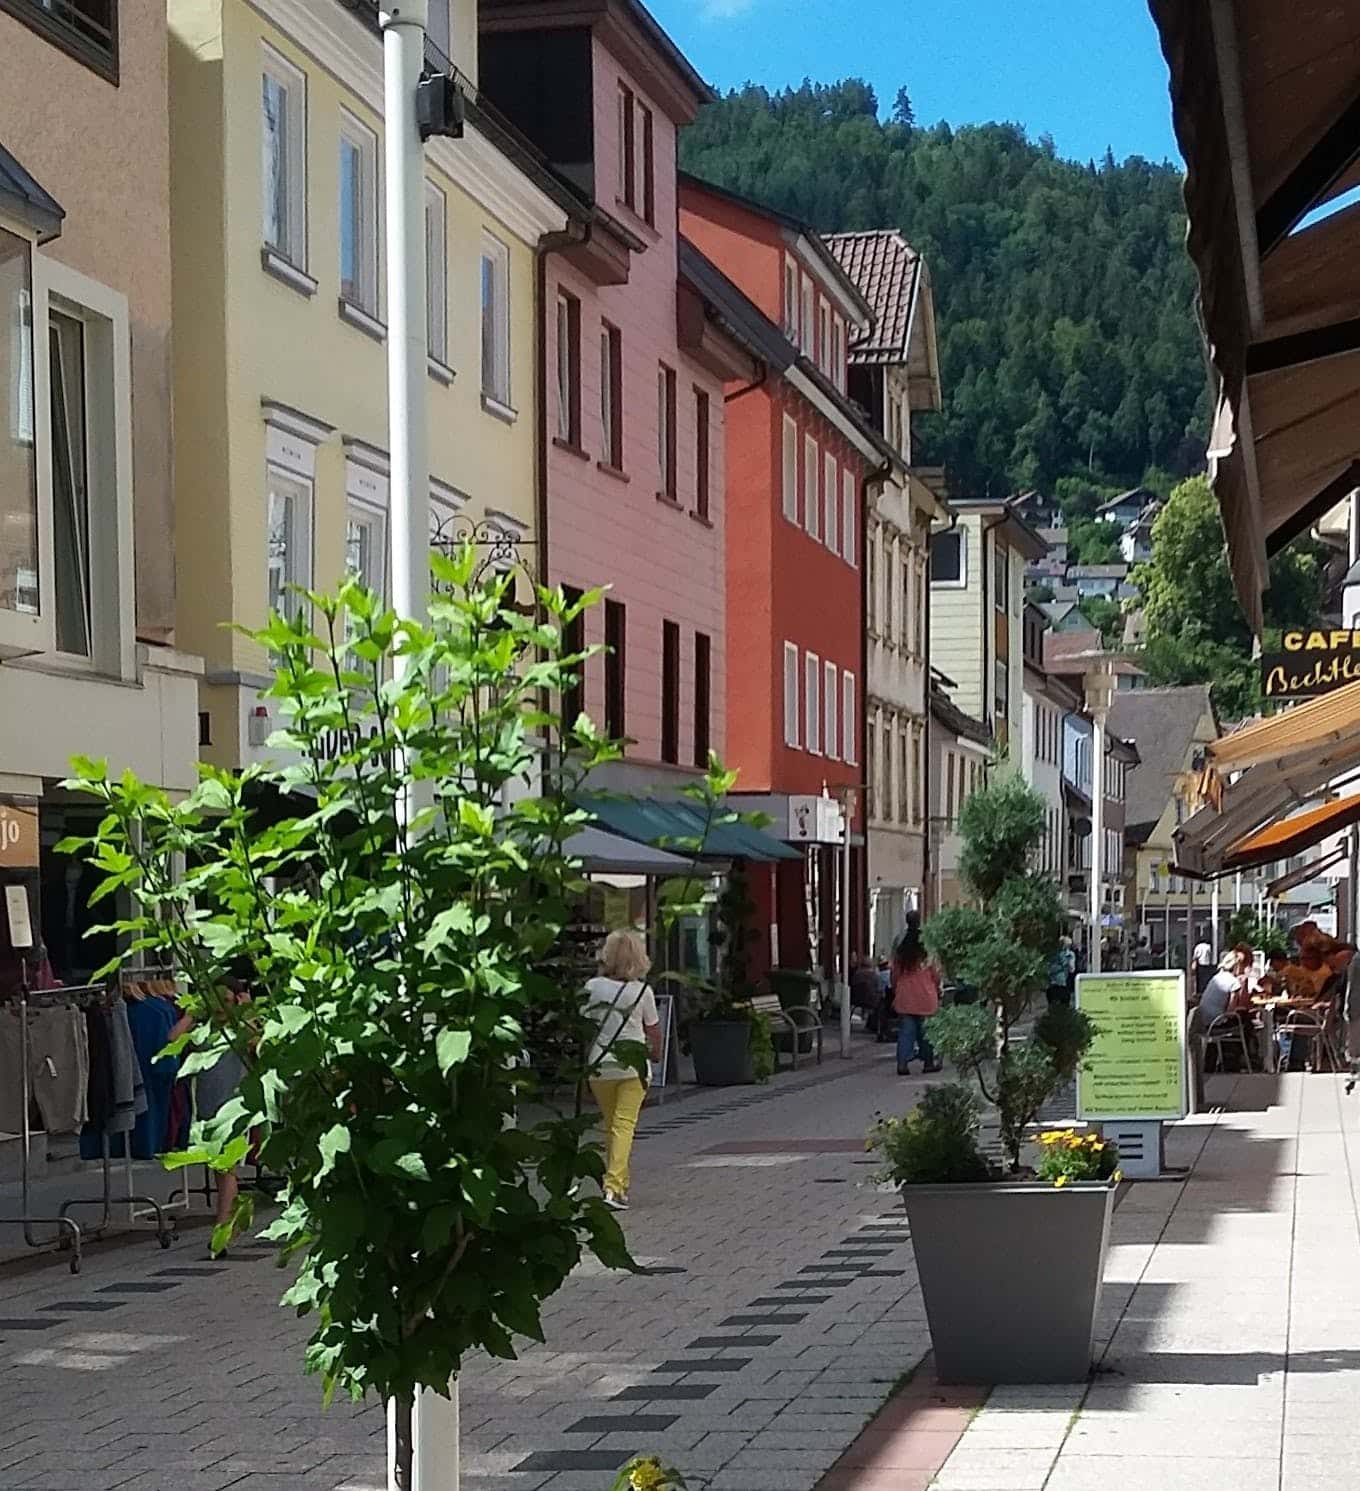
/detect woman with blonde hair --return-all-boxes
[585,929,661,1211]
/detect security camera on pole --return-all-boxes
[378,5,463,1488]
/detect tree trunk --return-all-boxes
[392,1395,414,1491]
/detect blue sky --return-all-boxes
[647,0,1182,166]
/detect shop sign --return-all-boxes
[1076,970,1187,1122]
[1261,628,1360,700]
[787,795,844,844]
[0,802,38,869]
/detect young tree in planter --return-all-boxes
[923,774,1095,1171]
[56,554,692,1483]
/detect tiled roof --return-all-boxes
[825,231,921,365]
[1106,685,1217,844]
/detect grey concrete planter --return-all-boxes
[902,1179,1117,1383]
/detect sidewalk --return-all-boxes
[828,1069,1360,1490]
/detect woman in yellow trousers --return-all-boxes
[585,930,662,1211]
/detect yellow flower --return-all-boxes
[1111,1170,1123,1184]
[629,1461,668,1491]
[1054,1174,1069,1188]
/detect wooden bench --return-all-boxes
[750,991,823,1071]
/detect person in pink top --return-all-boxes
[892,911,942,1076]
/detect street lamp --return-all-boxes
[1084,666,1115,974]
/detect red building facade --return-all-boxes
[680,177,903,982]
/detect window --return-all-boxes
[601,323,622,468]
[842,671,857,766]
[930,528,965,586]
[640,103,655,225]
[823,452,838,556]
[903,557,913,652]
[842,469,856,566]
[1149,865,1161,895]
[804,434,820,541]
[781,415,798,522]
[604,599,626,741]
[5,0,119,79]
[0,231,37,621]
[993,540,1009,613]
[898,723,910,823]
[48,309,90,655]
[783,258,798,338]
[618,84,635,210]
[344,502,386,602]
[555,291,581,446]
[661,619,680,764]
[946,753,956,823]
[561,584,584,732]
[818,301,830,373]
[916,554,927,645]
[657,364,677,498]
[339,111,379,315]
[480,234,511,406]
[267,467,312,623]
[694,387,710,519]
[867,529,877,631]
[912,725,924,825]
[805,651,821,754]
[824,660,839,760]
[261,46,306,269]
[783,642,800,748]
[866,712,878,818]
[427,0,451,57]
[694,631,711,768]
[425,182,447,365]
[800,278,814,353]
[995,658,1009,720]
[832,318,844,389]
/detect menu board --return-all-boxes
[1076,971,1187,1121]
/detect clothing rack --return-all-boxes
[0,979,174,1273]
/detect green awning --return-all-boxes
[578,793,801,863]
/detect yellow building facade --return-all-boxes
[167,0,576,765]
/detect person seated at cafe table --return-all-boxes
[1284,940,1333,999]
[1200,949,1249,1026]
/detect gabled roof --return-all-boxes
[0,142,63,242]
[930,685,992,749]
[1107,685,1218,846]
[948,496,1049,561]
[823,230,920,363]
[678,171,873,324]
[1066,564,1130,580]
[1095,486,1156,515]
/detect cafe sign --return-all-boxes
[0,802,39,869]
[1076,970,1187,1122]
[1261,628,1360,700]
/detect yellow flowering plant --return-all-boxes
[609,1457,687,1491]
[1035,1129,1120,1187]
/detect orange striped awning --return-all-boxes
[1223,793,1360,874]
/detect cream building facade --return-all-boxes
[0,3,202,986]
[825,231,947,954]
[167,0,579,766]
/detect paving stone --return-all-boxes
[564,1414,677,1434]
[512,1449,633,1472]
[651,1358,752,1373]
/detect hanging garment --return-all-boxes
[105,998,146,1136]
[0,1004,88,1134]
[125,996,178,1160]
[84,1004,114,1129]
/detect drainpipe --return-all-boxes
[723,366,767,404]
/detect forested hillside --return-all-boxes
[680,81,1209,502]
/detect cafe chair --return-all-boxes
[1276,1006,1343,1073]
[1203,1013,1254,1074]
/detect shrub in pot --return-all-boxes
[870,774,1115,1385]
[684,861,775,1085]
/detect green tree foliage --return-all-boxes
[1134,476,1325,718]
[681,80,1208,496]
[920,775,1092,1171]
[55,559,672,1476]
[1067,519,1121,565]
[1077,595,1123,648]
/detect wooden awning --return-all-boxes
[1148,1,1360,633]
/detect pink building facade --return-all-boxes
[481,0,755,776]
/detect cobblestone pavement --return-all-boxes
[0,1041,935,1491]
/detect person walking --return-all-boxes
[584,930,661,1212]
[892,912,941,1076]
[1046,935,1076,1007]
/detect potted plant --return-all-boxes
[685,861,775,1086]
[870,774,1113,1385]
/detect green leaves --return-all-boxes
[316,1124,351,1179]
[435,1028,471,1076]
